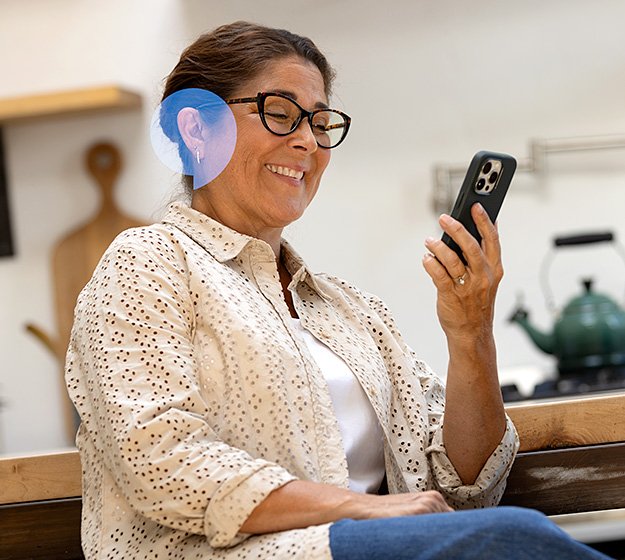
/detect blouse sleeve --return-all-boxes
[65,235,296,548]
[416,360,519,508]
[364,292,519,509]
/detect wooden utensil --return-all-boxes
[26,142,145,442]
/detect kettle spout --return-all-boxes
[508,306,555,355]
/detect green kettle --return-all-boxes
[509,232,625,375]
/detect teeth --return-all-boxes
[266,164,304,180]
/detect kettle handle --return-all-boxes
[541,231,625,315]
[554,232,613,247]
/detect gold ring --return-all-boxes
[455,273,467,286]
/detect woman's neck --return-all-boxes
[191,191,283,258]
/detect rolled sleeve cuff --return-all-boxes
[425,415,519,508]
[204,461,297,548]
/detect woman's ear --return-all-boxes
[177,107,206,160]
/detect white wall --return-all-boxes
[1,0,625,453]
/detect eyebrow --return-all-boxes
[273,89,329,110]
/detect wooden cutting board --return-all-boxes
[26,141,145,441]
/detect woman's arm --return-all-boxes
[422,204,507,484]
[442,333,506,484]
[65,237,296,548]
[240,480,452,534]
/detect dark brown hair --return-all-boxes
[161,21,336,191]
[163,21,335,101]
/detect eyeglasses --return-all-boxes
[226,92,351,149]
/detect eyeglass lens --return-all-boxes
[262,95,347,148]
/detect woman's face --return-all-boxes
[193,55,332,240]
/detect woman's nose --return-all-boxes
[287,118,318,152]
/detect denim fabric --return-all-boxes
[329,506,613,560]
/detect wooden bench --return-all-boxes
[2,393,625,559]
[502,393,625,515]
[0,451,82,559]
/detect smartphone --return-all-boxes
[441,150,516,264]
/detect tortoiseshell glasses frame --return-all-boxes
[226,91,351,149]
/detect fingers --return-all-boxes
[423,216,471,289]
[437,211,483,270]
[423,218,477,290]
[422,246,465,291]
[430,204,502,277]
[417,490,454,514]
[367,490,454,519]
[470,203,502,267]
[470,205,504,286]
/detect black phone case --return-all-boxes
[441,150,516,264]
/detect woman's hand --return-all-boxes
[422,203,503,344]
[349,489,454,519]
[240,481,453,534]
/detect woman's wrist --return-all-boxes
[334,490,377,520]
[446,332,496,368]
[240,481,371,534]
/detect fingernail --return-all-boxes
[474,203,485,213]
[425,236,436,245]
[439,214,453,225]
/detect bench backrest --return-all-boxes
[2,394,624,559]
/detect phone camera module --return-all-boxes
[474,159,502,195]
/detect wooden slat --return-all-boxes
[0,498,84,559]
[0,394,621,506]
[500,441,625,515]
[0,451,81,505]
[0,444,621,558]
[0,85,141,124]
[505,392,625,452]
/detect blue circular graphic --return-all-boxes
[150,88,237,189]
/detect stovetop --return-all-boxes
[501,366,625,402]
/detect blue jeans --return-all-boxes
[329,506,613,560]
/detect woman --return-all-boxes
[65,21,611,560]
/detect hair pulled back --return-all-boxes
[163,21,335,102]
[160,21,336,191]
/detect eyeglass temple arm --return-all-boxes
[324,122,347,131]
[225,97,258,105]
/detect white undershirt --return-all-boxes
[291,318,385,493]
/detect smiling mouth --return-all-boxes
[265,164,305,181]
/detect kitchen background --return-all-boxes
[1,0,625,454]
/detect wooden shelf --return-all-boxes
[0,84,142,258]
[0,85,142,124]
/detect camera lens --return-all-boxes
[477,178,486,190]
[489,171,499,183]
[483,162,492,174]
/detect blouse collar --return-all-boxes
[162,202,333,301]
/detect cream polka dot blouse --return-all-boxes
[65,202,519,559]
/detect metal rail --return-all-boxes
[432,134,625,214]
